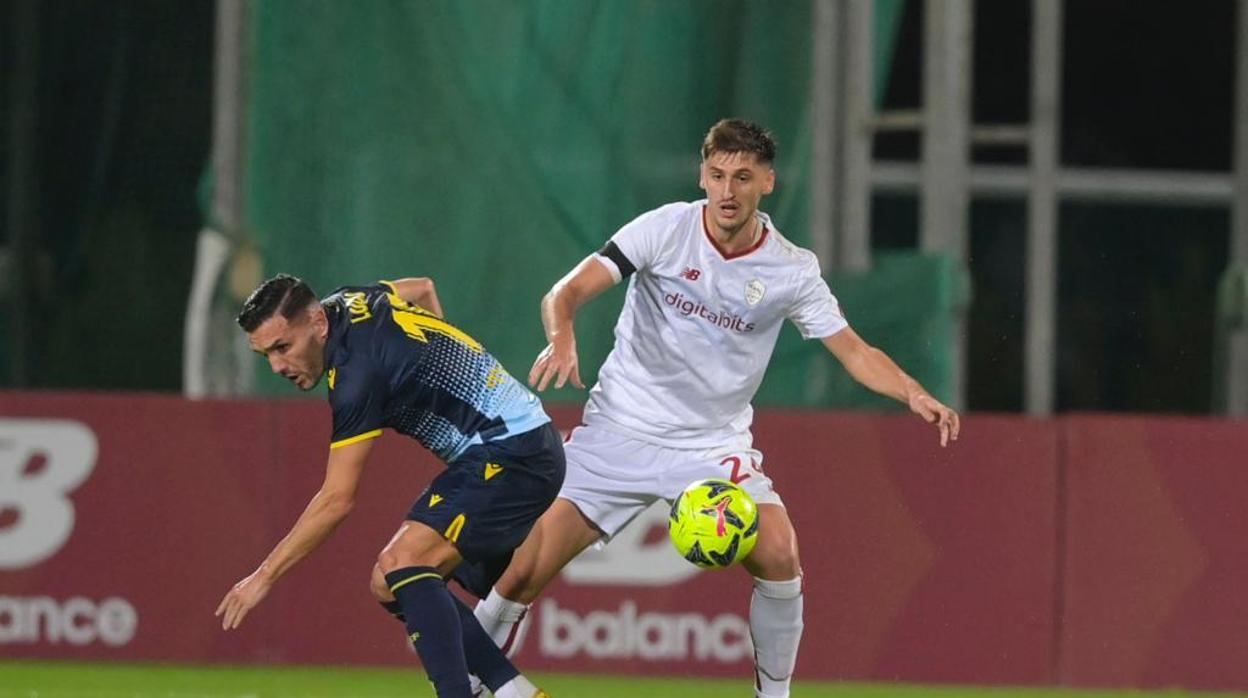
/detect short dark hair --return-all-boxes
[237,273,318,332]
[701,118,776,164]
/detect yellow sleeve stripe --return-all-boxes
[388,571,442,593]
[329,429,383,449]
[379,280,413,310]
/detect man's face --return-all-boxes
[698,150,776,235]
[247,305,329,391]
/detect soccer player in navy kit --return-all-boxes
[216,274,558,698]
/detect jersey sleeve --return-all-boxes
[593,203,683,282]
[376,279,418,312]
[788,253,849,339]
[328,361,386,449]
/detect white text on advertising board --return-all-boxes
[0,419,139,648]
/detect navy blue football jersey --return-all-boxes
[321,281,549,462]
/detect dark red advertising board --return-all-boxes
[2,393,1245,690]
[1058,415,1248,692]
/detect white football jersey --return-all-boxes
[585,200,848,449]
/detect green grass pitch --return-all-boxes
[1,662,1244,698]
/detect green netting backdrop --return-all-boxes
[242,0,953,407]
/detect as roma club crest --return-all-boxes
[745,279,766,307]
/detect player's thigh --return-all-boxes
[557,425,666,540]
[741,503,801,581]
[407,425,562,553]
[497,497,603,603]
[377,519,465,576]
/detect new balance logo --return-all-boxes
[429,494,443,507]
[485,463,503,480]
[679,267,702,281]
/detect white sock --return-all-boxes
[492,674,539,698]
[750,576,804,698]
[469,589,531,697]
[474,588,530,650]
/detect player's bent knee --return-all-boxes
[377,547,442,575]
[369,563,392,601]
[377,547,440,575]
[747,545,801,580]
[745,514,802,579]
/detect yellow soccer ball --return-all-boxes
[668,478,759,569]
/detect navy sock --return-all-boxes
[384,566,472,698]
[379,599,405,622]
[452,595,520,691]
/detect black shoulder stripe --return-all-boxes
[598,240,637,278]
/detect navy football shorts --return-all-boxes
[406,421,566,598]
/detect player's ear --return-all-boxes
[761,166,776,195]
[310,303,328,340]
[698,162,708,192]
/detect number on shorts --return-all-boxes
[720,455,761,484]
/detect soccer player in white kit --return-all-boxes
[473,119,961,697]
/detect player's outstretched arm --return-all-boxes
[390,277,444,318]
[215,437,374,630]
[529,255,616,392]
[821,328,961,447]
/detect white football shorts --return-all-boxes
[558,422,784,540]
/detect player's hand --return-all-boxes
[529,338,584,391]
[909,393,960,447]
[215,570,272,630]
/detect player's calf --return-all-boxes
[749,575,804,698]
[384,566,475,697]
[493,498,603,604]
[742,504,804,698]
